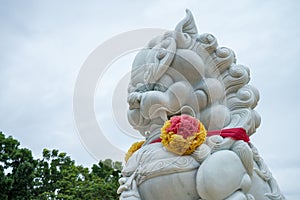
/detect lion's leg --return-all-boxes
[196,150,251,200]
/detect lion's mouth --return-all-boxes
[134,83,168,93]
[131,82,197,121]
[167,108,196,120]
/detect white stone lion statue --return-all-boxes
[117,9,285,200]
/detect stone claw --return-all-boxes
[127,92,142,109]
[119,177,127,185]
[117,184,129,194]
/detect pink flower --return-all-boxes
[166,114,200,139]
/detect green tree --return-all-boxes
[34,149,122,200]
[88,159,122,199]
[0,132,36,200]
[33,149,72,199]
[0,132,122,200]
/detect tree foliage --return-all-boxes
[0,132,36,200]
[0,132,122,200]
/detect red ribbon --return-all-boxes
[150,127,249,144]
[150,138,162,144]
[207,128,250,143]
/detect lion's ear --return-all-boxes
[175,9,198,39]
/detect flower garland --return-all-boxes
[124,140,145,162]
[124,115,207,161]
[124,115,250,161]
[160,114,207,155]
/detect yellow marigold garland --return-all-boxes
[160,115,207,155]
[124,140,145,162]
[125,115,206,161]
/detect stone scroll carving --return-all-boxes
[118,9,285,200]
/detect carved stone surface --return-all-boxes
[118,9,285,200]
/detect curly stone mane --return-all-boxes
[127,9,260,141]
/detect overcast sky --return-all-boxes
[1,0,299,199]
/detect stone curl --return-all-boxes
[127,9,260,137]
